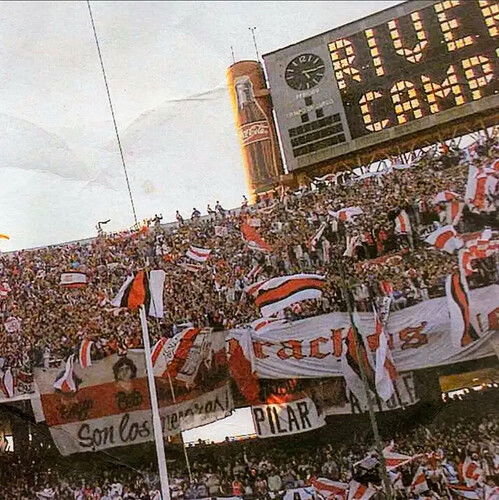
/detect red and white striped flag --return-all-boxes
[347,480,377,500]
[151,337,168,367]
[186,246,211,263]
[312,478,349,500]
[78,339,93,368]
[446,270,480,348]
[0,368,14,398]
[424,225,462,254]
[241,222,272,253]
[449,485,480,499]
[383,450,414,470]
[60,272,88,288]
[179,261,203,273]
[394,210,411,234]
[433,191,459,204]
[446,200,464,226]
[0,282,11,298]
[53,355,78,393]
[315,173,338,183]
[252,274,326,317]
[462,457,484,487]
[247,263,263,280]
[329,206,363,222]
[373,309,397,402]
[465,165,495,213]
[411,466,429,494]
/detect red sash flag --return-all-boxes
[329,206,364,222]
[307,222,327,250]
[445,270,480,348]
[347,480,377,500]
[111,270,165,318]
[0,368,14,398]
[186,245,211,263]
[394,210,411,234]
[241,222,272,253]
[424,225,462,254]
[383,450,414,470]
[446,201,464,226]
[458,249,475,277]
[411,467,429,494]
[53,355,78,394]
[60,272,88,288]
[462,457,484,487]
[179,261,203,273]
[78,339,93,369]
[433,190,459,203]
[373,309,397,402]
[251,274,325,317]
[312,478,349,500]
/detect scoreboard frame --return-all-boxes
[263,0,499,175]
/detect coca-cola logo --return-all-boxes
[241,120,270,145]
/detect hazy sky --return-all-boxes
[0,0,401,252]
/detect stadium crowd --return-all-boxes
[0,137,497,376]
[0,390,498,499]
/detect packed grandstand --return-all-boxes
[0,133,498,500]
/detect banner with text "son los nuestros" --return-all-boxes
[35,351,233,455]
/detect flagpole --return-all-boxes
[167,373,193,483]
[139,305,171,500]
[338,262,393,500]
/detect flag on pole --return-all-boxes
[111,270,166,318]
[462,456,484,487]
[394,210,411,234]
[251,274,326,317]
[445,200,464,226]
[341,323,376,406]
[424,225,462,253]
[307,222,327,250]
[185,246,211,263]
[458,249,475,277]
[373,309,397,402]
[347,480,377,500]
[179,261,203,273]
[0,368,14,398]
[53,355,78,393]
[446,270,480,348]
[241,222,272,253]
[329,206,364,222]
[432,191,460,204]
[78,339,93,368]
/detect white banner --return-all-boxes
[251,397,325,438]
[228,285,498,379]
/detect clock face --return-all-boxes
[285,53,326,90]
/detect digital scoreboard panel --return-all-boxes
[263,0,499,173]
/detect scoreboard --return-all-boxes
[263,0,499,172]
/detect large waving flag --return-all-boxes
[252,274,326,317]
[60,272,88,289]
[341,324,376,406]
[373,309,397,402]
[446,270,480,348]
[111,270,165,318]
[394,210,411,234]
[241,222,272,253]
[462,456,484,487]
[307,222,327,250]
[411,466,429,494]
[424,225,462,253]
[186,246,211,263]
[432,190,459,204]
[53,355,78,394]
[383,450,414,470]
[445,200,464,226]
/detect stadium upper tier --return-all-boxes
[0,137,497,371]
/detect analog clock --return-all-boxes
[285,53,326,90]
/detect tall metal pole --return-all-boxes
[338,261,393,500]
[139,305,171,500]
[86,1,139,227]
[167,373,193,483]
[249,27,260,61]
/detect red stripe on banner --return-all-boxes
[255,278,324,308]
[151,338,167,366]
